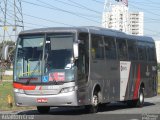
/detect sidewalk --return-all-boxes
[145,95,160,103]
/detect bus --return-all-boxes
[13,26,158,113]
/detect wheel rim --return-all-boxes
[139,92,144,104]
[92,95,98,106]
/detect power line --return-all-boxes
[66,0,101,14]
[129,1,160,11]
[22,0,100,24]
[24,13,75,27]
[91,0,104,4]
[140,0,160,5]
[129,3,160,17]
[7,1,75,27]
[0,0,24,42]
[52,0,102,16]
[129,1,160,6]
[1,10,49,28]
[40,0,100,18]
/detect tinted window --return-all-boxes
[104,36,117,59]
[45,34,74,69]
[91,35,104,59]
[137,41,147,61]
[128,40,138,60]
[116,38,128,60]
[78,33,89,76]
[146,42,156,61]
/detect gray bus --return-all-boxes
[13,26,158,113]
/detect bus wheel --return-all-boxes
[136,88,144,107]
[127,88,144,107]
[37,106,50,114]
[86,91,99,113]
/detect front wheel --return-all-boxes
[37,106,50,114]
[85,92,99,113]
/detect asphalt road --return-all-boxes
[0,96,160,120]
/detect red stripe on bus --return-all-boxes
[13,83,36,90]
[133,64,141,99]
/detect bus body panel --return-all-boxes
[14,90,78,106]
[14,82,81,106]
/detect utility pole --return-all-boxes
[3,0,7,44]
[0,0,24,83]
[0,0,24,43]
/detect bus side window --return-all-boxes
[116,38,128,60]
[91,34,104,60]
[146,43,156,62]
[128,40,138,60]
[104,36,116,59]
[137,41,147,61]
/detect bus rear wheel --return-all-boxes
[127,88,144,107]
[136,88,144,107]
[37,106,50,114]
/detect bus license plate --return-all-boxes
[37,98,48,103]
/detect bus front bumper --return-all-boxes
[14,91,79,107]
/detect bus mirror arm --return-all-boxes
[1,45,10,61]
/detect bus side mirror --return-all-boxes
[1,45,9,61]
[73,43,79,59]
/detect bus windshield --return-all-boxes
[15,35,44,78]
[14,33,76,83]
[45,34,74,71]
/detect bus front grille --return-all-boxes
[24,90,60,95]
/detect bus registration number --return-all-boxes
[37,98,48,103]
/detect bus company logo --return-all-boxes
[120,65,127,71]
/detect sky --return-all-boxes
[1,0,160,41]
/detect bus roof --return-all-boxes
[19,26,154,42]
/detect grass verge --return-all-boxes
[2,75,13,81]
[0,81,35,111]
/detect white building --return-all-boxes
[102,3,144,35]
[102,4,129,33]
[155,40,160,63]
[129,12,144,35]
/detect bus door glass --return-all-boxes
[77,33,89,81]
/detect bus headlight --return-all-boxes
[60,86,77,93]
[14,88,24,94]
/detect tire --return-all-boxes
[37,106,50,114]
[127,99,138,107]
[127,88,144,107]
[85,91,99,113]
[136,89,144,107]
